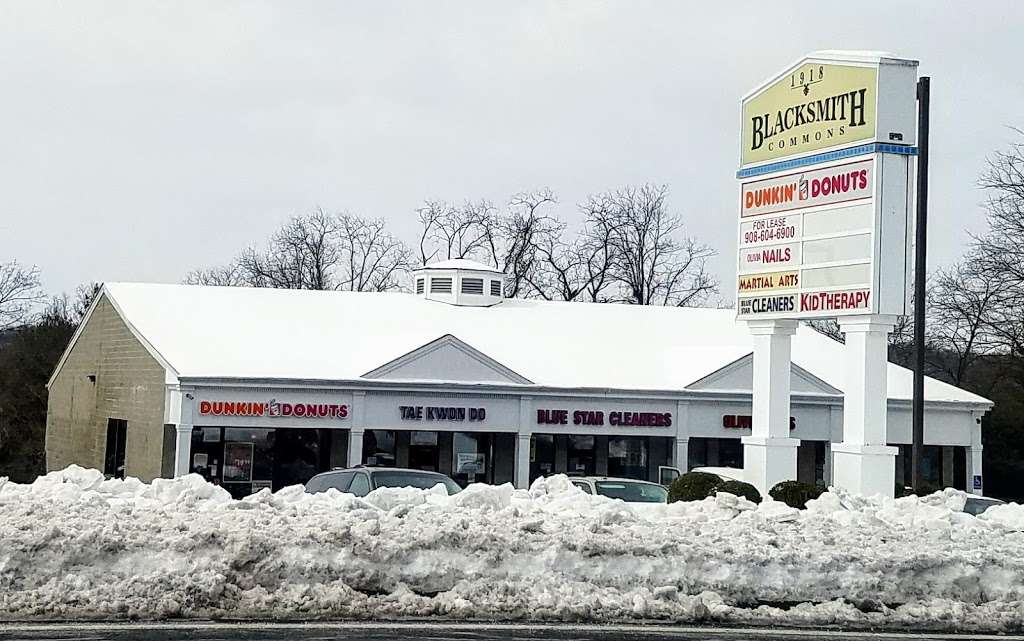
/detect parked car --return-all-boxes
[963,495,1005,516]
[692,466,747,483]
[305,467,462,497]
[569,476,669,503]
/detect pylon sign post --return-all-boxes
[736,51,919,497]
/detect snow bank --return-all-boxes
[2,467,1024,631]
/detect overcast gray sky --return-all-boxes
[1,1,1022,298]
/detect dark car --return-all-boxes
[304,466,462,497]
[963,495,1005,516]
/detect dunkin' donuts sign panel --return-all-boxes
[741,159,873,218]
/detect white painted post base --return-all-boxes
[742,435,800,495]
[743,318,800,495]
[832,314,899,498]
[832,443,898,498]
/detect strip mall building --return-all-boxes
[45,260,991,498]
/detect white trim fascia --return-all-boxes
[361,334,533,385]
[686,352,843,396]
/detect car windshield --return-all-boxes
[371,471,462,495]
[964,497,1003,516]
[594,481,668,503]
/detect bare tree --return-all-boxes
[528,224,615,302]
[184,263,249,287]
[928,259,999,386]
[416,200,498,265]
[970,135,1024,368]
[335,214,413,292]
[41,282,102,327]
[0,261,44,331]
[237,209,340,290]
[583,184,718,306]
[186,210,412,292]
[493,190,559,297]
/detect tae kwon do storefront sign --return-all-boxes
[735,52,918,321]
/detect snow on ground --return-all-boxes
[2,467,1024,631]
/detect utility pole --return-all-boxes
[911,76,930,493]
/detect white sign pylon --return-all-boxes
[742,319,800,494]
[832,315,900,497]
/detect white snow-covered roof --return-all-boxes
[416,259,501,273]
[89,282,989,406]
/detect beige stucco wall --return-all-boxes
[45,294,168,481]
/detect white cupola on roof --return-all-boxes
[412,259,505,306]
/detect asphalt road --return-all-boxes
[1,623,1022,641]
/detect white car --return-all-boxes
[569,476,669,503]
[692,466,747,483]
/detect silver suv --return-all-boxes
[569,476,669,503]
[305,467,462,497]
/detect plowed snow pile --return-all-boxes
[2,467,1024,630]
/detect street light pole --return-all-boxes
[911,76,930,493]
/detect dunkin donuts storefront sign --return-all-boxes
[198,399,349,419]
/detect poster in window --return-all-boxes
[456,453,485,475]
[252,480,273,493]
[223,442,254,482]
[202,428,221,443]
[410,431,438,447]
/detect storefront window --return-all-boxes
[190,427,333,499]
[408,431,439,472]
[530,434,555,481]
[718,439,743,468]
[608,436,648,480]
[453,432,488,486]
[223,428,274,497]
[567,435,595,476]
[363,430,397,466]
[274,429,324,489]
[687,438,743,470]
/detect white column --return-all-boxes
[742,318,800,494]
[674,400,690,471]
[674,437,690,472]
[347,430,364,468]
[823,441,832,486]
[348,391,366,468]
[515,434,532,489]
[515,396,533,489]
[832,314,899,497]
[173,424,193,477]
[967,411,984,495]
